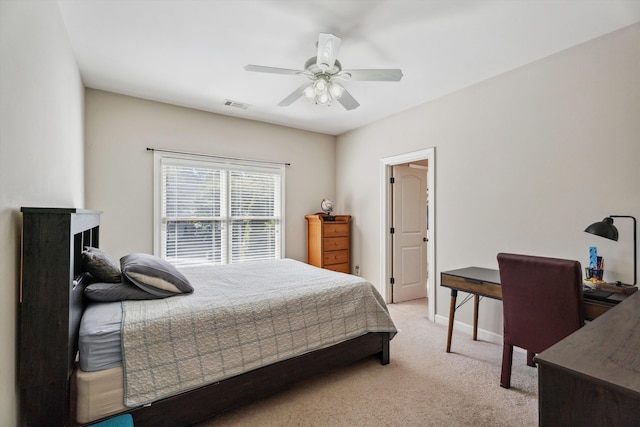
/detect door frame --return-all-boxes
[380,148,435,321]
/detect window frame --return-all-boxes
[153,151,286,265]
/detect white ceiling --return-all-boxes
[57,0,640,136]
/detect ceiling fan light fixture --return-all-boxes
[308,76,337,105]
[329,82,344,99]
[303,84,315,99]
[314,78,328,94]
[317,93,330,105]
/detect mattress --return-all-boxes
[79,302,123,372]
[75,367,126,425]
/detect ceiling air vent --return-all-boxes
[224,100,251,110]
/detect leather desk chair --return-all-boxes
[497,253,584,389]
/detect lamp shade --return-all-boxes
[584,217,619,241]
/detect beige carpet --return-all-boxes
[195,298,537,426]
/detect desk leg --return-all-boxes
[473,295,479,341]
[446,289,458,353]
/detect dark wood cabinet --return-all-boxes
[305,214,351,273]
[19,207,100,427]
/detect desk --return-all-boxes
[534,291,640,426]
[441,267,628,353]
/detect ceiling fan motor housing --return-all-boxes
[304,57,342,76]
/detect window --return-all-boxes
[154,152,285,266]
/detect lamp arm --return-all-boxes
[611,215,637,286]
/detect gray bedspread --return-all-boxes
[121,258,397,406]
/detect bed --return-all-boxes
[19,208,396,427]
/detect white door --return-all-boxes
[392,165,428,302]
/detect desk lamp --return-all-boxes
[584,215,637,286]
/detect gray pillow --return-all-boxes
[82,247,122,283]
[121,253,193,298]
[84,281,161,302]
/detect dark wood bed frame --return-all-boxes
[19,208,391,427]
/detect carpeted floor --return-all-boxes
[195,298,538,426]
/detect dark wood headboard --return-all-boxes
[19,207,101,427]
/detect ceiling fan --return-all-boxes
[244,33,403,111]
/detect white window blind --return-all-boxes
[154,152,284,266]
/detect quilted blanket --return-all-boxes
[121,258,397,406]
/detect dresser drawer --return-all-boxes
[323,223,349,238]
[323,237,349,251]
[323,250,349,265]
[325,263,349,274]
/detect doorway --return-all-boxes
[380,148,435,321]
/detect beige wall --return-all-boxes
[84,90,336,261]
[337,23,640,339]
[0,1,85,425]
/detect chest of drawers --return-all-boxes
[305,214,351,273]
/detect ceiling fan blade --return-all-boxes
[337,88,360,111]
[316,33,342,71]
[245,64,304,75]
[277,83,311,107]
[341,69,403,82]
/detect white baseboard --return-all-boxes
[434,315,530,358]
[434,314,502,345]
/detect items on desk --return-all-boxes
[584,248,611,299]
[587,268,604,281]
[585,247,604,281]
[583,250,637,296]
[589,246,598,269]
